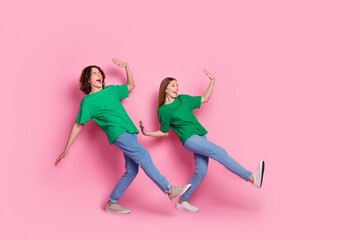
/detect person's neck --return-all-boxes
[165,95,175,104]
[90,87,102,94]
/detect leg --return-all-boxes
[180,153,208,202]
[113,132,172,194]
[108,154,139,203]
[184,135,252,181]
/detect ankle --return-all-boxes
[249,174,254,184]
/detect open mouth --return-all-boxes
[96,79,102,84]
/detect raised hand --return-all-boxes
[203,69,215,81]
[139,120,147,136]
[112,58,128,68]
[201,69,216,103]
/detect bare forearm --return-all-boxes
[144,130,169,137]
[202,79,215,103]
[64,123,83,151]
[125,65,135,91]
[111,58,135,91]
[139,120,168,137]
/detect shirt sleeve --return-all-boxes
[186,95,202,109]
[115,84,129,100]
[157,109,171,133]
[75,100,91,124]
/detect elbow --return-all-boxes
[128,83,135,92]
[74,123,83,129]
[202,96,209,103]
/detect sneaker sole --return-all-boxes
[259,160,265,188]
[176,205,199,212]
[105,209,131,214]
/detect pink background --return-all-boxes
[1,0,359,239]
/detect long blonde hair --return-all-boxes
[158,77,177,108]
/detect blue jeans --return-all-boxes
[108,132,172,203]
[180,134,252,201]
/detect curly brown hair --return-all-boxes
[79,65,106,94]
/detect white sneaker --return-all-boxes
[176,201,199,212]
[168,184,192,201]
[252,160,265,188]
[105,202,131,214]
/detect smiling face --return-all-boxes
[165,80,179,99]
[89,67,103,89]
[79,65,106,94]
[88,67,103,91]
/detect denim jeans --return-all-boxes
[180,134,252,201]
[108,132,172,203]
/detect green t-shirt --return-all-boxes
[157,94,208,145]
[75,85,139,144]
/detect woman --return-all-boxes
[55,58,191,214]
[139,69,264,212]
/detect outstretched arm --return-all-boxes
[139,120,169,137]
[112,58,135,92]
[55,123,83,166]
[201,69,215,103]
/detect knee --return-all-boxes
[135,148,152,166]
[125,165,139,178]
[212,146,228,159]
[140,148,151,161]
[194,166,208,180]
